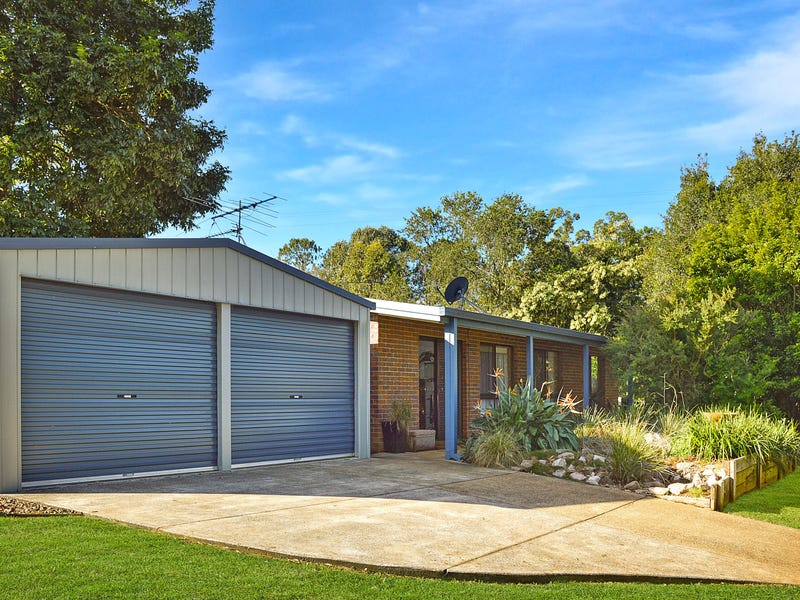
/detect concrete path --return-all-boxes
[13,452,800,584]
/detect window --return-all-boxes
[480,344,511,408]
[534,350,559,397]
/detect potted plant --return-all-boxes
[381,399,412,453]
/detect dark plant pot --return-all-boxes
[381,421,407,453]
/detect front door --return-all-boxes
[418,339,438,436]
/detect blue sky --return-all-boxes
[173,1,800,257]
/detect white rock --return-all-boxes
[552,457,567,468]
[567,464,576,472]
[648,486,669,496]
[586,475,601,485]
[520,459,533,469]
[716,468,727,479]
[701,468,715,478]
[557,451,575,460]
[624,480,641,491]
[706,475,717,487]
[569,472,587,481]
[553,469,566,478]
[538,459,548,465]
[668,482,687,496]
[691,474,703,487]
[676,461,694,473]
[593,455,606,463]
[578,456,587,464]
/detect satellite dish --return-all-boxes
[444,277,469,304]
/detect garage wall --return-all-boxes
[14,246,362,320]
[0,243,372,493]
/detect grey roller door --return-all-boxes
[231,306,354,464]
[21,280,217,484]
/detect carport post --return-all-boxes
[526,335,534,383]
[583,344,591,412]
[444,317,460,460]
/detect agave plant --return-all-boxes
[466,376,580,456]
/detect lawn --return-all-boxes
[1,515,798,599]
[723,468,800,529]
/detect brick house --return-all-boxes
[369,300,618,458]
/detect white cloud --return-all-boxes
[235,63,331,102]
[279,114,401,158]
[338,137,400,159]
[280,155,376,184]
[545,173,591,194]
[683,39,800,146]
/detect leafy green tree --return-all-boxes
[0,0,229,237]
[511,211,649,335]
[317,226,416,302]
[612,133,800,418]
[277,238,321,274]
[404,191,575,315]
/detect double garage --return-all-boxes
[0,239,372,492]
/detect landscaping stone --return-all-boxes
[567,464,576,472]
[553,469,566,478]
[586,475,601,485]
[538,459,548,465]
[578,456,587,464]
[556,452,575,460]
[623,481,641,491]
[569,472,587,481]
[592,455,605,463]
[667,483,687,496]
[648,486,669,496]
[520,459,534,469]
[552,458,567,468]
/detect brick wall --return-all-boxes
[369,313,619,452]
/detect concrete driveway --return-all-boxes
[13,452,800,584]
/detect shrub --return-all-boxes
[464,429,524,468]
[577,408,669,484]
[673,406,800,465]
[467,378,580,454]
[605,415,670,484]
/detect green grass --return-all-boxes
[724,468,800,529]
[1,516,798,599]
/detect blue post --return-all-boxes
[444,318,460,460]
[526,335,534,385]
[583,344,591,412]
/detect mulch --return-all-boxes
[0,496,77,517]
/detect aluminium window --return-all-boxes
[534,349,559,398]
[480,343,511,409]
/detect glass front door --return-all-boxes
[418,339,438,433]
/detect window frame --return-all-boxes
[479,343,512,404]
[534,349,559,398]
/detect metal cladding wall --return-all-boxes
[21,279,217,483]
[231,306,354,465]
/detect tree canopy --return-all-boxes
[0,0,229,236]
[609,133,800,418]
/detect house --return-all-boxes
[0,238,374,493]
[369,300,618,458]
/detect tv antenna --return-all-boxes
[209,194,278,244]
[440,276,487,313]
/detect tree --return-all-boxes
[611,133,800,418]
[404,192,574,315]
[277,238,321,274]
[0,0,229,237]
[317,226,416,302]
[511,211,649,335]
